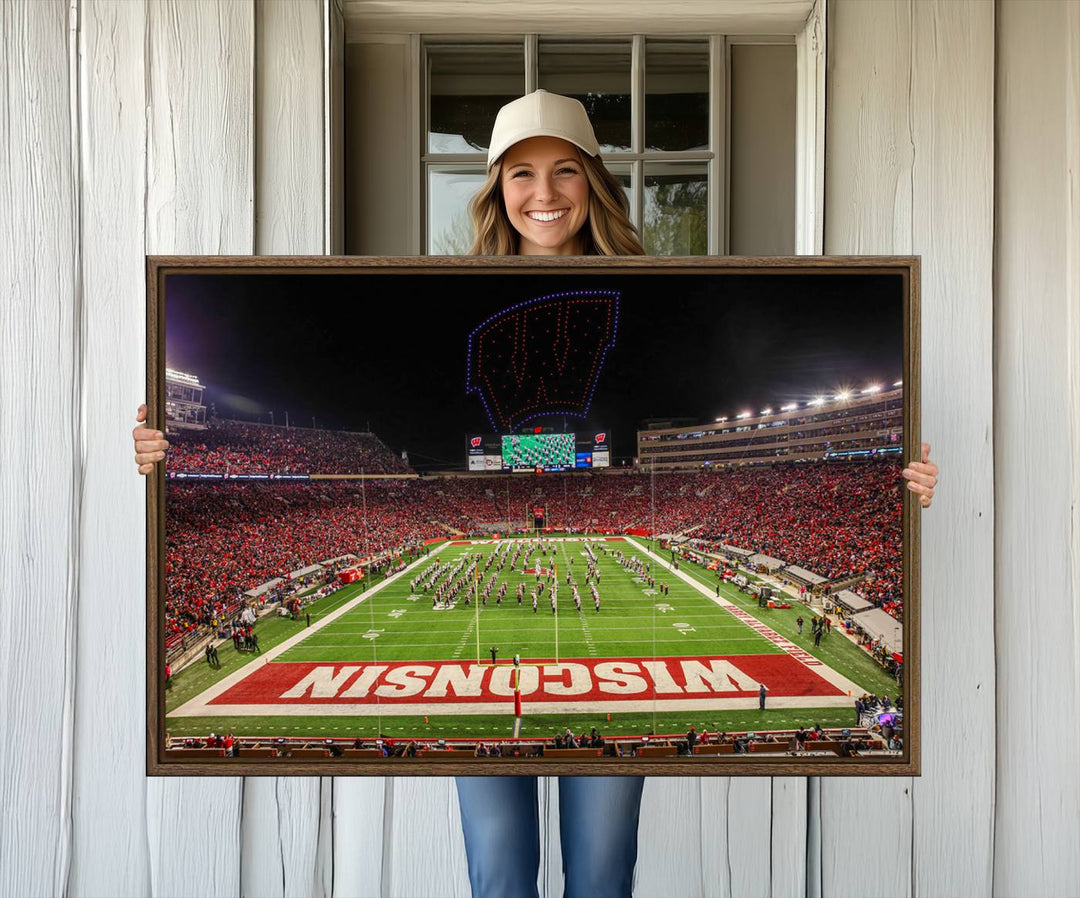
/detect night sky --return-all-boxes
[165,271,904,470]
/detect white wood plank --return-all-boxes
[821,3,916,895]
[698,778,733,898]
[824,0,913,256]
[994,3,1080,894]
[0,2,78,896]
[241,3,330,896]
[907,3,995,896]
[145,0,255,256]
[147,777,243,897]
[770,777,808,897]
[635,777,705,897]
[695,778,775,898]
[726,779,775,897]
[241,778,328,898]
[824,3,997,897]
[332,778,386,897]
[820,780,912,898]
[69,1,153,894]
[255,0,325,256]
[382,777,471,898]
[144,2,255,894]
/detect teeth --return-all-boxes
[528,209,567,222]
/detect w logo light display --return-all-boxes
[465,290,620,432]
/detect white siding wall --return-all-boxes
[993,1,1080,894]
[0,2,1076,897]
[824,3,997,897]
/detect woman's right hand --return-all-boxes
[133,404,170,474]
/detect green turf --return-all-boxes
[167,706,858,740]
[166,536,900,739]
[274,539,778,666]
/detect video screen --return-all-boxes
[501,433,575,471]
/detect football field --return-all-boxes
[167,537,892,739]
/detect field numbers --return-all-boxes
[362,629,384,640]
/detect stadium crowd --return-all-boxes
[166,419,411,475]
[165,461,903,636]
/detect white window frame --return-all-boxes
[408,0,825,256]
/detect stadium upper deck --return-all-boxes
[637,388,903,470]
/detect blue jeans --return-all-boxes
[455,776,646,898]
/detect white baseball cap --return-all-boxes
[486,90,600,169]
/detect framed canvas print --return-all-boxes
[147,256,920,776]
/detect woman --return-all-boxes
[133,90,939,898]
[454,90,648,898]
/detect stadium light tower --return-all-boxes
[780,403,797,412]
[736,411,751,420]
[716,416,727,423]
[893,379,903,387]
[861,384,882,395]
[761,408,773,416]
[809,397,825,407]
[836,390,852,401]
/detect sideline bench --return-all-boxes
[415,749,475,759]
[693,744,735,755]
[538,748,603,759]
[635,745,680,758]
[164,747,223,759]
[236,747,277,758]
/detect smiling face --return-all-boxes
[499,136,591,255]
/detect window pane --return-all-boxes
[643,163,708,255]
[428,167,487,254]
[645,40,709,152]
[428,44,524,154]
[538,40,631,153]
[604,163,634,222]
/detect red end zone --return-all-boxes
[208,653,844,708]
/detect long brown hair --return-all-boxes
[468,150,644,256]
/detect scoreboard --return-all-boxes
[502,433,574,469]
[466,431,611,472]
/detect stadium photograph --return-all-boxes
[152,258,915,773]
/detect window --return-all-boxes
[422,36,795,257]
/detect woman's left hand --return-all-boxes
[902,442,938,508]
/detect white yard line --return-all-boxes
[452,615,476,659]
[625,538,864,698]
[560,541,598,656]
[169,542,452,717]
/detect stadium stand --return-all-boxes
[165,418,412,475]
[164,459,903,645]
[637,388,903,469]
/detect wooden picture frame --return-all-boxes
[147,255,920,777]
